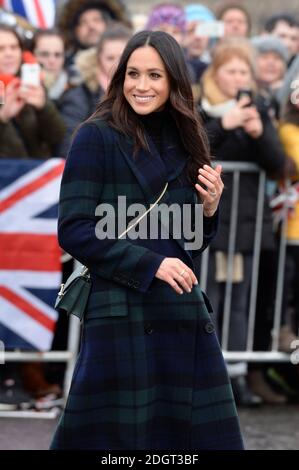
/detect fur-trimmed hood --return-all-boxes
[74,47,100,93]
[58,0,131,50]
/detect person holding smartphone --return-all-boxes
[0,25,65,159]
[0,25,67,411]
[199,38,292,406]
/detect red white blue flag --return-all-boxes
[0,159,64,351]
[0,0,56,29]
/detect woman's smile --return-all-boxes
[132,94,156,103]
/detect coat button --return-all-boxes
[204,322,215,334]
[145,323,154,335]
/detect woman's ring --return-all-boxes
[180,269,186,277]
[209,190,217,196]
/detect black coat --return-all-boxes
[201,104,287,253]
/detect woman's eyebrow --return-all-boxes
[148,68,164,72]
[127,66,164,72]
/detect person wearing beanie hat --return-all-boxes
[252,36,289,63]
[184,3,215,83]
[184,3,215,69]
[145,3,186,45]
[252,35,289,91]
[185,4,215,23]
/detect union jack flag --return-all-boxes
[0,159,64,350]
[0,0,56,29]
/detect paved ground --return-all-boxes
[0,406,298,450]
[239,406,299,450]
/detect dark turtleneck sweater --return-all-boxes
[139,108,169,157]
[139,108,190,183]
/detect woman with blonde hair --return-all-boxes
[199,38,290,406]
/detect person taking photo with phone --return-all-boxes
[198,38,294,407]
[0,25,65,159]
[0,24,67,409]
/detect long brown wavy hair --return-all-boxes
[90,30,211,184]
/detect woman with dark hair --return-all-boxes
[0,24,65,158]
[50,31,243,450]
[32,28,69,102]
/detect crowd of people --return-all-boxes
[1,0,299,412]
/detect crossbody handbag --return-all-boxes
[55,182,168,321]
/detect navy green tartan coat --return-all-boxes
[50,118,244,450]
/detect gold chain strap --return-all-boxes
[118,182,168,239]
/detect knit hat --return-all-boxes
[146,3,186,33]
[251,35,289,64]
[185,4,215,23]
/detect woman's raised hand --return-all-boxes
[196,164,224,217]
[221,96,255,130]
[155,258,198,294]
[19,83,46,110]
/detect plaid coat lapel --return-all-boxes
[117,133,169,205]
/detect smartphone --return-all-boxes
[195,21,225,38]
[20,63,41,87]
[236,89,253,106]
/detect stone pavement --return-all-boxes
[0,406,298,450]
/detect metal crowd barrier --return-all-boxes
[200,161,291,363]
[1,161,293,418]
[0,313,80,419]
[1,255,81,418]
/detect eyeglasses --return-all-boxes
[36,51,64,59]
